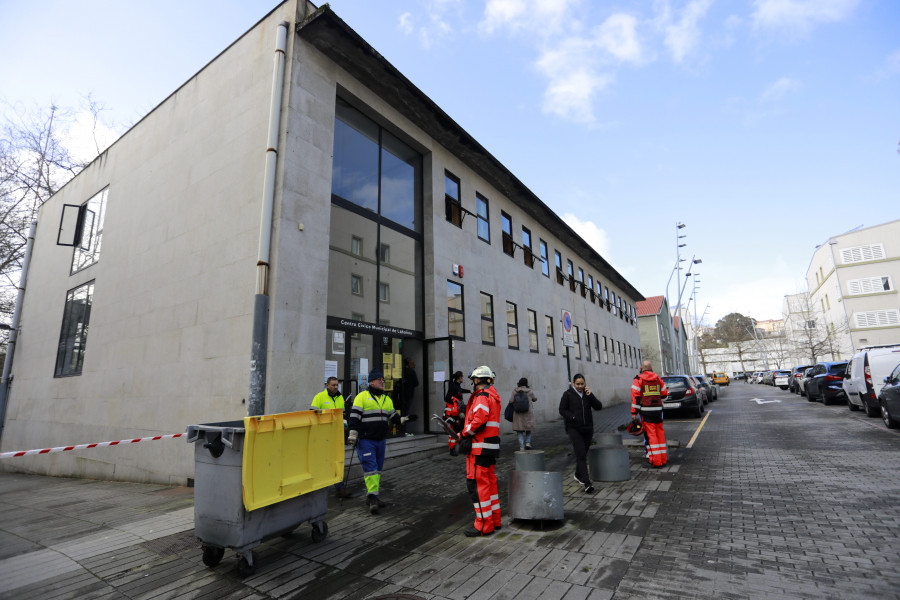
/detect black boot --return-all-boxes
[464,526,492,537]
[367,494,379,514]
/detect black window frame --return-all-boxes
[522,226,534,268]
[444,170,462,227]
[55,280,95,377]
[501,211,515,257]
[554,250,563,284]
[448,280,465,340]
[480,291,495,346]
[506,300,519,350]
[527,309,539,353]
[539,240,550,277]
[476,193,491,243]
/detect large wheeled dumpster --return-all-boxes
[186,409,344,576]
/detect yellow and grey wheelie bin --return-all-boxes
[186,409,344,576]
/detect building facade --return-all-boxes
[806,219,900,358]
[0,2,643,483]
[636,296,674,375]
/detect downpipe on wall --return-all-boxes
[248,21,289,418]
[0,221,37,444]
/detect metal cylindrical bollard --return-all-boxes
[588,445,631,482]
[514,449,546,472]
[508,471,564,521]
[595,432,623,446]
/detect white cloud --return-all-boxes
[61,111,120,164]
[752,0,860,33]
[595,13,643,63]
[561,212,612,259]
[399,12,414,35]
[655,0,713,63]
[479,0,582,37]
[759,76,801,102]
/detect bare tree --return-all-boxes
[787,292,851,363]
[0,99,112,321]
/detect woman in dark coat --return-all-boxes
[558,373,603,494]
[509,377,537,451]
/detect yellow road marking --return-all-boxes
[686,410,711,449]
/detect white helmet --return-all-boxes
[469,365,495,381]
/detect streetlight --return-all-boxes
[675,257,701,373]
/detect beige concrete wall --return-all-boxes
[1,2,301,484]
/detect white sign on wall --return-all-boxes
[561,309,574,347]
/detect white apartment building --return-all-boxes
[806,219,900,358]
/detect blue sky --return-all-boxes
[2,0,898,326]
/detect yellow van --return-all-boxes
[712,372,729,386]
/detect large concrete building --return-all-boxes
[0,1,643,483]
[806,219,900,358]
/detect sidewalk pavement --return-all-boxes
[0,401,680,600]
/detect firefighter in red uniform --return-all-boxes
[444,371,469,456]
[631,360,669,468]
[459,365,502,536]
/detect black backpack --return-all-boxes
[513,390,530,413]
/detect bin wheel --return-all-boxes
[236,550,258,578]
[201,545,224,567]
[311,521,328,543]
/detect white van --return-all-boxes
[844,345,900,416]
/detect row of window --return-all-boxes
[445,171,637,326]
[447,280,641,368]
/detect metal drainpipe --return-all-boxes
[0,221,37,444]
[248,21,289,418]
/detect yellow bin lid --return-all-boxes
[241,409,344,511]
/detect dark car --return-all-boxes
[693,375,718,402]
[789,365,814,393]
[806,361,849,405]
[661,375,707,418]
[878,362,900,429]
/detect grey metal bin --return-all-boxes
[187,418,331,577]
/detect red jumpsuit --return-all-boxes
[462,385,502,534]
[631,371,669,467]
[444,397,463,451]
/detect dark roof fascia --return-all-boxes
[297,5,643,301]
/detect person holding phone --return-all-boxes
[558,373,603,494]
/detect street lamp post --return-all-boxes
[675,256,701,373]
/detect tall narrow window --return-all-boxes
[379,282,390,303]
[555,251,563,285]
[605,287,610,311]
[351,274,363,296]
[501,211,514,256]
[351,236,362,256]
[540,240,550,277]
[594,332,601,363]
[585,328,592,361]
[445,171,462,226]
[448,281,465,340]
[476,194,490,243]
[480,292,495,345]
[71,189,108,274]
[506,301,519,349]
[528,309,539,353]
[55,281,94,377]
[588,275,595,302]
[603,336,609,363]
[572,326,582,359]
[611,291,618,315]
[567,260,576,292]
[578,268,586,297]
[522,226,533,267]
[545,315,555,355]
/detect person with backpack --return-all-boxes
[508,377,537,451]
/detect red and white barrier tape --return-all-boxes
[0,432,184,459]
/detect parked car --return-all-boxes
[789,365,814,394]
[773,370,791,390]
[661,375,707,418]
[843,345,900,417]
[877,362,900,429]
[798,367,816,397]
[712,372,729,386]
[805,361,849,405]
[694,375,718,402]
